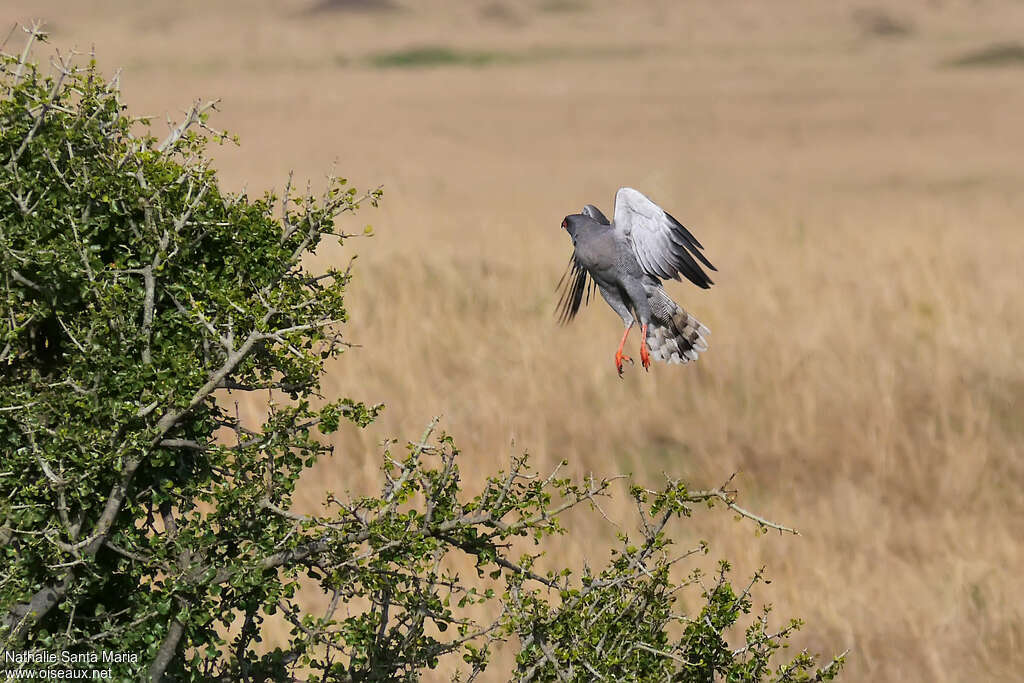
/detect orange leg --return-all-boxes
[614,324,633,377]
[639,323,651,371]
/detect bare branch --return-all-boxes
[0,402,36,412]
[139,265,155,364]
[687,480,798,535]
[2,575,72,641]
[54,315,85,354]
[104,540,161,567]
[158,438,205,450]
[136,400,159,418]
[12,21,46,82]
[159,502,178,542]
[148,618,185,683]
[534,632,571,683]
[7,47,71,169]
[257,317,346,340]
[157,99,219,154]
[10,269,44,292]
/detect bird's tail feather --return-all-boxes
[644,285,710,364]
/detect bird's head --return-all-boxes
[561,214,586,243]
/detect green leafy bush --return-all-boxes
[0,29,844,682]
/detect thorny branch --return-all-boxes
[688,473,798,535]
[157,99,220,154]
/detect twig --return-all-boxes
[12,21,45,82]
[157,99,220,153]
[8,48,71,169]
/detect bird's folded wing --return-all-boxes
[581,204,610,225]
[612,187,716,289]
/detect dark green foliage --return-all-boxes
[1,33,844,681]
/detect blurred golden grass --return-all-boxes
[7,0,1024,679]
[316,198,1024,679]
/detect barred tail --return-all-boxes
[644,285,710,365]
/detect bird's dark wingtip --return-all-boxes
[554,251,593,324]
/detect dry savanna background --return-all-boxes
[6,0,1024,680]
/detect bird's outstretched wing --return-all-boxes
[555,251,595,325]
[612,187,716,288]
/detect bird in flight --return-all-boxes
[556,187,716,376]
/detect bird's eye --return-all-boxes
[561,219,568,229]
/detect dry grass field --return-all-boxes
[6,1,1024,679]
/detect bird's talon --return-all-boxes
[615,351,632,376]
[639,328,651,371]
